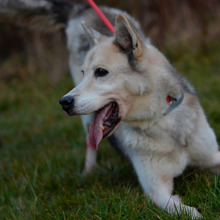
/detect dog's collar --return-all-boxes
[163,91,184,116]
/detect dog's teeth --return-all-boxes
[100,125,105,131]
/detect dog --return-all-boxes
[59,14,220,218]
[1,0,219,218]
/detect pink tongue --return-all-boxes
[87,103,112,150]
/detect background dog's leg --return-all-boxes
[132,156,202,218]
[81,114,98,174]
[83,147,98,174]
[68,51,98,174]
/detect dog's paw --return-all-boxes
[189,208,202,219]
[82,162,99,176]
[168,203,202,219]
[82,163,107,176]
[180,205,202,219]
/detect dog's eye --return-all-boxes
[81,70,84,75]
[94,68,109,78]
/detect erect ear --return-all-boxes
[81,21,104,47]
[114,14,143,60]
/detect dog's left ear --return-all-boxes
[81,21,104,47]
[114,14,143,60]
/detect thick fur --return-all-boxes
[61,15,220,218]
[1,1,219,218]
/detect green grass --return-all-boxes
[0,42,220,219]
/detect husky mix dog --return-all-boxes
[1,0,219,218]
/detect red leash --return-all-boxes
[86,0,114,34]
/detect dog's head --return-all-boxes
[59,14,181,150]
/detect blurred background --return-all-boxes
[0,0,219,82]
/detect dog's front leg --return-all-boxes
[68,53,98,174]
[83,147,98,174]
[131,155,202,218]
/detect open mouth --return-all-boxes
[87,102,121,151]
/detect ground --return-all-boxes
[0,42,219,219]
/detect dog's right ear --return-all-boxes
[81,21,104,47]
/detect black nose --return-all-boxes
[59,95,74,112]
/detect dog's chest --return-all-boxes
[113,122,188,160]
[112,122,189,176]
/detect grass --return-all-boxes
[0,42,220,219]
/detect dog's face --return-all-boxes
[60,15,151,149]
[61,15,152,114]
[65,38,133,116]
[59,14,179,150]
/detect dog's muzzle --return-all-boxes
[59,95,74,114]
